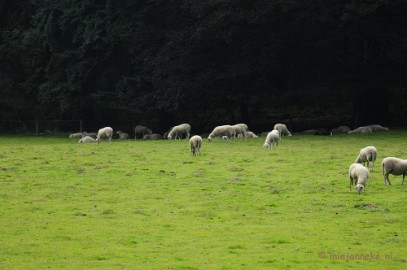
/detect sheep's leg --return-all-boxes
[403,174,405,185]
[384,173,391,185]
[349,177,353,191]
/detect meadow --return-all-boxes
[0,131,406,269]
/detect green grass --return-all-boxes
[0,131,406,269]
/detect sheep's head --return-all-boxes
[263,143,270,149]
[207,136,212,142]
[168,135,172,140]
[356,184,364,194]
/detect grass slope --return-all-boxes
[0,132,406,269]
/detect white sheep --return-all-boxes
[82,131,97,138]
[263,130,279,149]
[382,157,407,185]
[330,126,351,135]
[167,123,191,140]
[143,133,163,140]
[349,163,369,194]
[232,123,249,139]
[273,123,292,140]
[348,126,372,134]
[96,127,113,144]
[368,124,389,132]
[207,125,236,141]
[117,130,129,139]
[189,135,202,156]
[69,132,83,138]
[78,136,96,143]
[134,125,152,139]
[355,146,377,172]
[246,131,258,138]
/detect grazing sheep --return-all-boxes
[273,123,292,140]
[189,135,202,156]
[82,131,97,138]
[348,126,372,134]
[69,132,83,138]
[207,125,236,141]
[263,130,279,149]
[78,136,96,143]
[168,123,191,140]
[355,146,377,172]
[382,157,407,185]
[96,127,113,144]
[143,133,163,140]
[368,124,389,132]
[349,163,369,194]
[238,131,258,138]
[330,126,351,135]
[135,125,152,139]
[117,130,129,139]
[232,123,249,139]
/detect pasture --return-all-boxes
[0,131,406,269]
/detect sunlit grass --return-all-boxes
[0,131,406,269]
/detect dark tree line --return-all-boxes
[1,0,407,133]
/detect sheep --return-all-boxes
[368,124,389,132]
[117,130,129,139]
[82,131,97,138]
[349,163,369,194]
[207,125,236,141]
[273,123,292,140]
[189,135,202,156]
[143,133,163,140]
[355,146,377,172]
[69,132,83,138]
[232,123,249,139]
[382,157,407,185]
[96,127,113,144]
[238,131,258,138]
[78,136,96,143]
[347,126,372,134]
[135,125,152,139]
[330,126,351,135]
[167,123,191,140]
[263,130,279,149]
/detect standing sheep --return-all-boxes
[168,123,191,140]
[355,146,377,172]
[273,123,292,140]
[382,157,407,185]
[189,135,203,156]
[78,136,96,143]
[117,130,129,139]
[232,123,249,139]
[349,163,369,194]
[348,126,372,134]
[263,130,279,149]
[96,127,113,144]
[207,125,236,141]
[69,132,84,138]
[135,125,152,139]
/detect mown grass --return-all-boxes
[0,131,406,269]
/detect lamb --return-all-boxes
[263,130,279,149]
[207,125,236,141]
[134,125,152,139]
[368,124,389,132]
[96,127,113,144]
[69,132,83,138]
[349,163,369,194]
[117,130,129,139]
[382,157,407,185]
[273,123,292,140]
[143,133,163,140]
[232,123,249,139]
[347,126,372,134]
[330,126,351,135]
[355,146,377,172]
[167,123,191,140]
[78,136,96,143]
[189,135,202,156]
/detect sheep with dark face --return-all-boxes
[273,123,292,140]
[382,157,407,185]
[355,146,377,172]
[349,163,369,194]
[96,127,113,144]
[168,123,191,140]
[135,125,152,139]
[189,135,202,156]
[207,125,236,141]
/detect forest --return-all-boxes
[1,0,406,134]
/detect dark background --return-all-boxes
[1,0,406,135]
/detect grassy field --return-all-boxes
[0,131,406,269]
